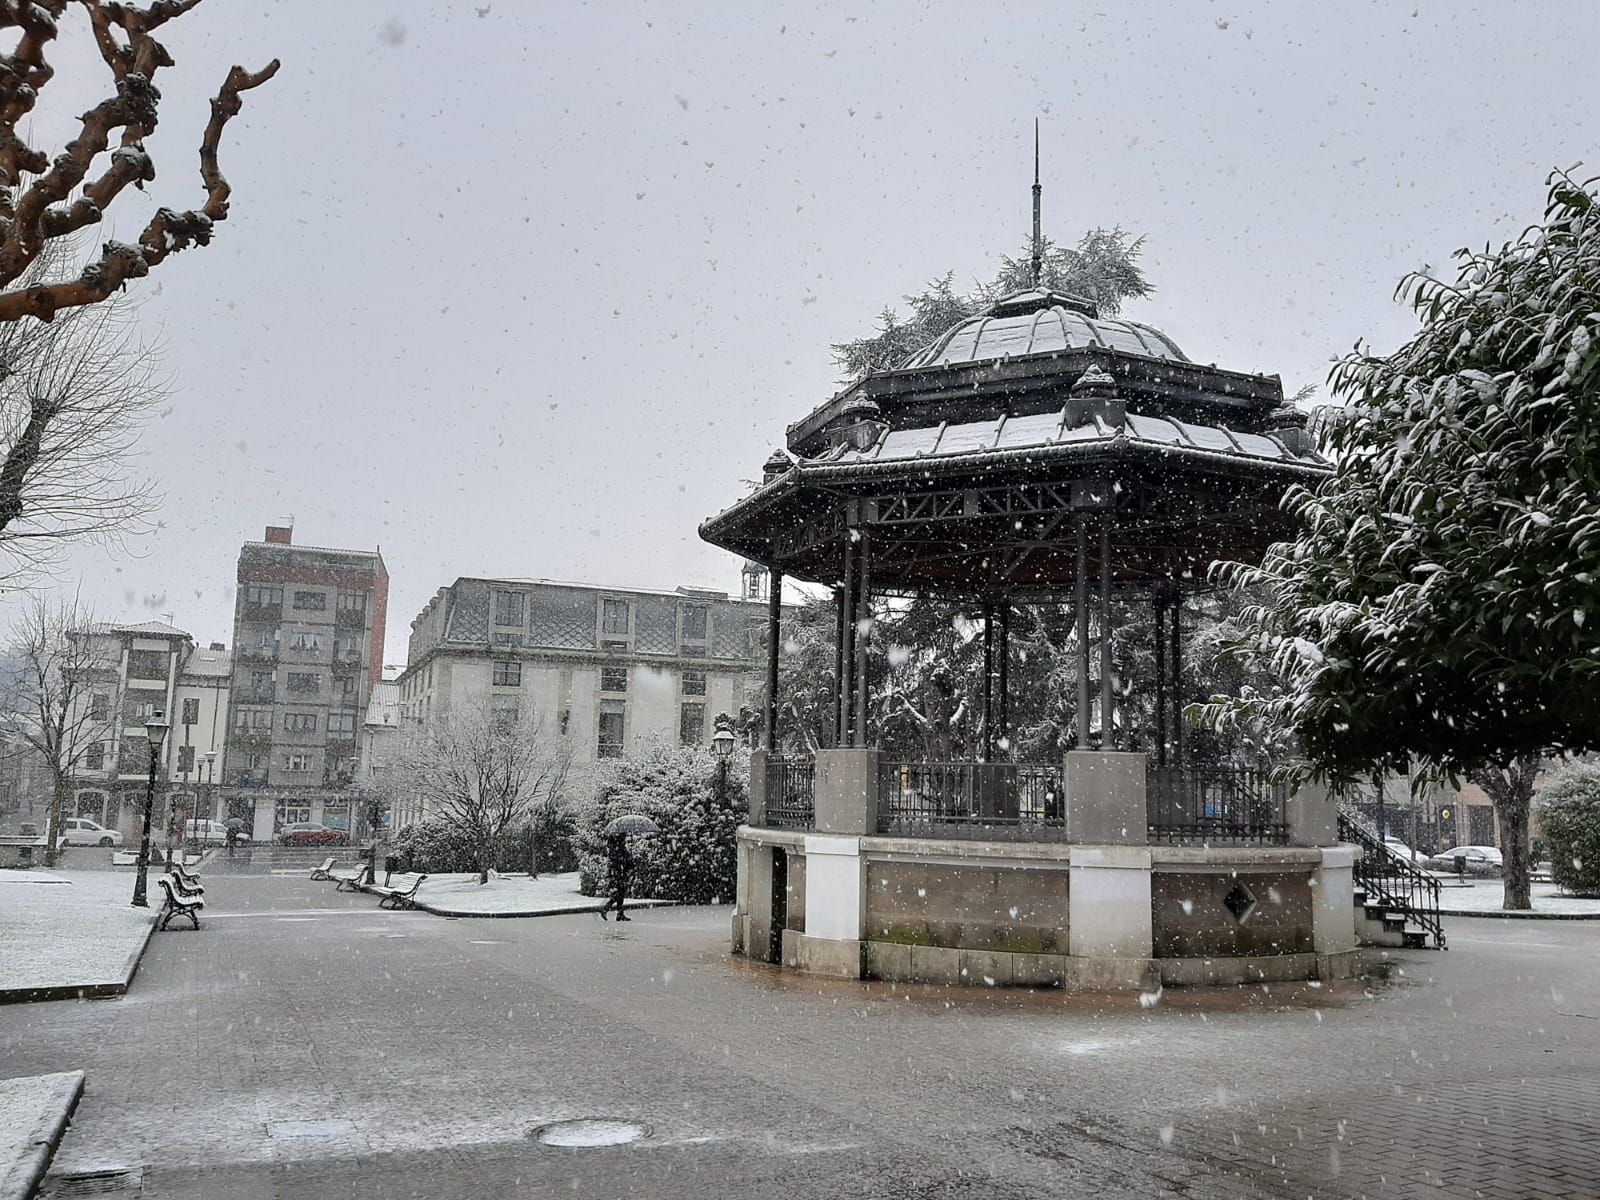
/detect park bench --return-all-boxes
[309,856,336,880]
[334,863,371,891]
[372,874,428,910]
[172,863,204,895]
[156,876,204,930]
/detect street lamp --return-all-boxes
[131,709,170,908]
[711,712,735,810]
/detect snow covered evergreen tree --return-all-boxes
[1199,171,1600,910]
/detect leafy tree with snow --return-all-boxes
[1537,762,1600,896]
[577,744,746,904]
[832,230,1152,379]
[1199,171,1600,910]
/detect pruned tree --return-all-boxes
[0,590,116,865]
[0,232,160,582]
[0,1,279,325]
[401,703,572,884]
[832,229,1152,379]
[1197,171,1600,910]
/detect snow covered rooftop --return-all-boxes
[898,290,1188,370]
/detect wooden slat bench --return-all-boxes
[334,863,370,891]
[371,874,428,910]
[156,876,204,930]
[308,856,337,881]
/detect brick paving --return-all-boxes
[0,873,1596,1198]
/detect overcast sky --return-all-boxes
[30,0,1600,659]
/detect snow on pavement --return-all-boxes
[360,871,665,917]
[0,870,156,996]
[1437,880,1600,916]
[0,1071,83,1200]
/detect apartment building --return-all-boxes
[221,522,389,841]
[66,622,232,838]
[398,576,775,770]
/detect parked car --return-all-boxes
[279,822,347,846]
[1383,837,1421,862]
[60,817,123,847]
[184,818,250,845]
[1425,845,1503,874]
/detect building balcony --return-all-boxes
[237,645,279,664]
[334,608,367,629]
[240,602,283,623]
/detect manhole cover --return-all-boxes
[45,1167,143,1196]
[531,1118,649,1148]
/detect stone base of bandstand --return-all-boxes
[731,751,1357,992]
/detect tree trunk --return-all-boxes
[44,772,65,867]
[1468,758,1539,911]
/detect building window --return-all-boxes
[679,702,705,746]
[600,666,628,693]
[284,713,318,732]
[181,697,200,725]
[250,669,274,694]
[494,591,525,627]
[558,709,570,736]
[327,712,356,736]
[681,605,709,642]
[177,744,195,774]
[602,597,630,637]
[493,660,522,687]
[284,752,311,772]
[244,751,266,770]
[90,693,110,721]
[292,590,327,611]
[244,584,283,606]
[490,695,520,728]
[276,799,312,825]
[85,742,104,770]
[287,672,320,695]
[337,590,367,615]
[597,700,625,759]
[332,674,357,700]
[333,637,361,661]
[123,695,157,723]
[234,708,272,731]
[128,648,167,680]
[290,632,322,652]
[681,670,706,697]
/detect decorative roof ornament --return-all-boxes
[1065,361,1125,429]
[1031,118,1043,289]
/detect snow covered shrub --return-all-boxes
[1538,764,1600,895]
[392,817,479,873]
[577,745,747,903]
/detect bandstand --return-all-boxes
[701,281,1360,989]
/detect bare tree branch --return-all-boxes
[0,0,278,323]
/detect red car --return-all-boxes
[278,822,348,846]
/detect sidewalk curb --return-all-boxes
[0,1070,83,1200]
[1440,907,1600,921]
[412,898,677,920]
[0,915,156,1006]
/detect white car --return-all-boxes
[60,817,123,847]
[184,818,250,844]
[1383,837,1421,862]
[1426,844,1503,872]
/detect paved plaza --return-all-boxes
[1,873,1597,1199]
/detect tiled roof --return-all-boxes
[183,647,232,677]
[85,620,191,638]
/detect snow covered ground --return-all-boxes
[0,871,156,998]
[357,871,668,917]
[0,1071,83,1200]
[1437,880,1600,917]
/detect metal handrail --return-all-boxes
[1147,765,1288,845]
[1338,802,1446,949]
[877,760,1064,840]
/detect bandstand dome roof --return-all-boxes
[899,288,1189,370]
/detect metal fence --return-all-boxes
[1146,765,1289,845]
[877,761,1065,840]
[764,755,815,829]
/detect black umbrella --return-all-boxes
[604,814,660,837]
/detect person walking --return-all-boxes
[599,831,633,921]
[225,815,244,856]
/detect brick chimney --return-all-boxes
[264,522,293,545]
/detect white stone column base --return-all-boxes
[1068,845,1154,961]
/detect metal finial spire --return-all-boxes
[1030,119,1043,288]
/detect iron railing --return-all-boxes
[1338,803,1446,949]
[877,761,1065,840]
[1146,766,1289,845]
[764,755,815,829]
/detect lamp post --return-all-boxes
[711,712,735,808]
[131,710,170,908]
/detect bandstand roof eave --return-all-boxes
[699,435,1331,568]
[786,346,1286,451]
